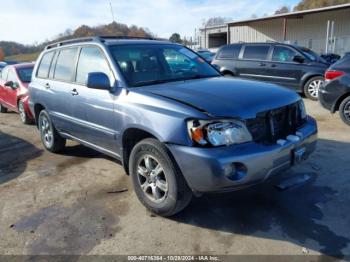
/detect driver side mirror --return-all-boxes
[86,72,111,90]
[293,55,305,63]
[4,81,19,89]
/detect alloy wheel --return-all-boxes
[307,79,323,98]
[137,155,168,203]
[40,116,53,148]
[343,100,350,122]
[19,102,26,123]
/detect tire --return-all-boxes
[304,76,324,101]
[0,103,7,113]
[223,72,234,78]
[38,110,66,153]
[129,138,192,217]
[18,100,32,125]
[339,96,350,126]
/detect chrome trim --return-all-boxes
[60,132,120,158]
[240,74,296,80]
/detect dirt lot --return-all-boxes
[0,99,349,258]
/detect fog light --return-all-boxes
[224,163,247,181]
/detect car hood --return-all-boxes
[135,77,301,119]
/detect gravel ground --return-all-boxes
[0,99,349,259]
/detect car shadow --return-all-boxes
[0,131,43,184]
[172,139,350,258]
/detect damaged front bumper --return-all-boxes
[167,116,317,193]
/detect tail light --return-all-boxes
[325,70,345,81]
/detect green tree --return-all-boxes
[169,33,182,43]
[275,6,290,14]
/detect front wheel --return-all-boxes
[304,76,324,101]
[0,104,7,113]
[129,138,192,217]
[38,110,66,153]
[339,96,350,126]
[18,100,32,125]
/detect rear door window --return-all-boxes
[54,48,78,82]
[243,45,270,60]
[272,46,298,62]
[217,45,242,59]
[37,52,55,78]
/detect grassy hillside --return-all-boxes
[5,52,40,62]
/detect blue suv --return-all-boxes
[29,37,318,216]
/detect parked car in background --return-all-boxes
[197,50,215,63]
[319,55,350,125]
[0,62,7,74]
[29,37,317,216]
[321,53,341,64]
[0,63,35,124]
[212,42,330,101]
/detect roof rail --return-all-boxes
[98,35,159,41]
[45,37,98,50]
[45,35,167,50]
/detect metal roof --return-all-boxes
[200,3,350,30]
[227,3,350,26]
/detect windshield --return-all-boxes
[299,47,326,63]
[109,44,219,87]
[17,67,33,83]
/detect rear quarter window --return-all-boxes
[217,45,241,59]
[37,52,55,78]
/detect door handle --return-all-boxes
[271,64,277,68]
[259,62,266,67]
[70,89,79,96]
[45,83,50,89]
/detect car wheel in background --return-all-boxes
[339,96,350,126]
[38,110,66,153]
[304,76,324,101]
[223,72,235,78]
[0,104,7,113]
[18,100,32,125]
[129,138,192,217]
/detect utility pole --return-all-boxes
[109,1,115,22]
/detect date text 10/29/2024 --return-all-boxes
[128,256,220,261]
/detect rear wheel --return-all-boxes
[129,138,192,217]
[304,76,324,101]
[0,104,7,113]
[339,96,350,126]
[18,100,32,125]
[38,110,66,153]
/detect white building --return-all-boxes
[199,4,350,55]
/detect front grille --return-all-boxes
[246,102,306,145]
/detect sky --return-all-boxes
[0,0,299,45]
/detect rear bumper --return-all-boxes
[167,116,317,193]
[319,86,338,112]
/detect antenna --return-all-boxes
[109,1,115,22]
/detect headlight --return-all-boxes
[299,99,307,120]
[187,119,252,147]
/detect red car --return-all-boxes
[0,63,34,124]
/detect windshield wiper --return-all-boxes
[132,75,218,87]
